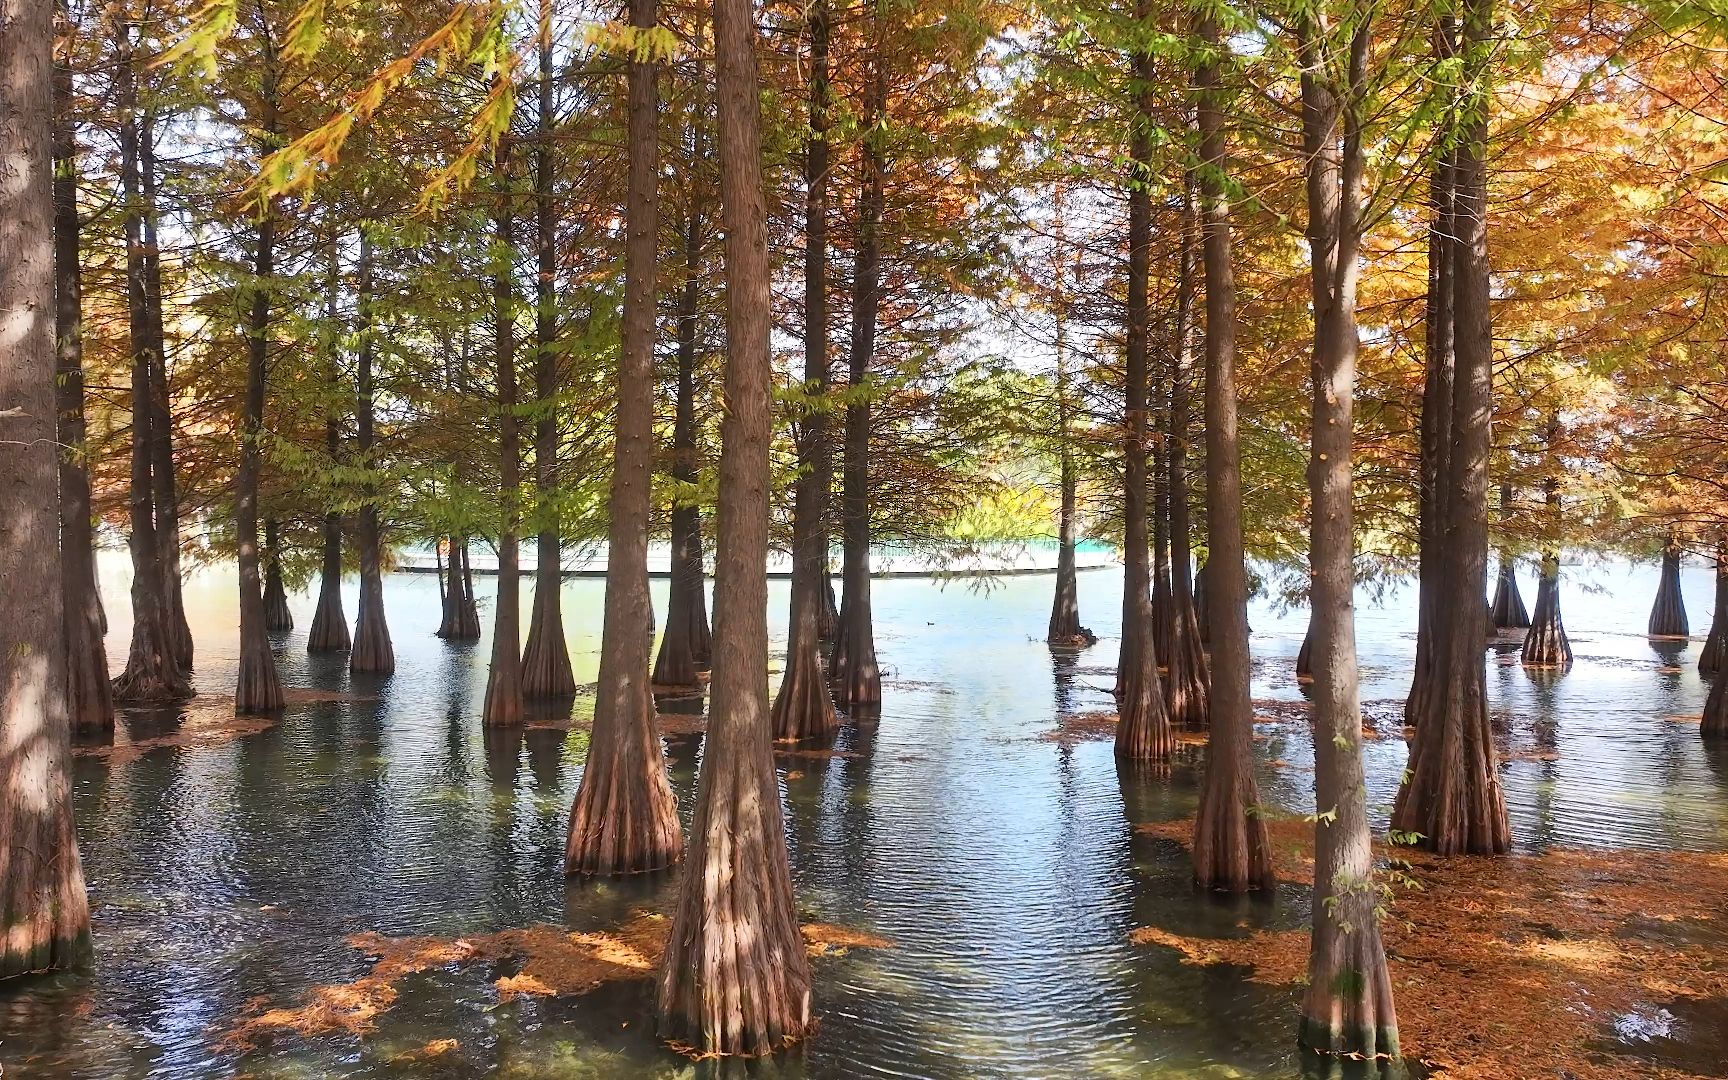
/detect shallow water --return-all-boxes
[1,553,1723,1078]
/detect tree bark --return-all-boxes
[521,8,577,698]
[1648,534,1689,638]
[139,114,191,675]
[1191,21,1270,893]
[1164,180,1208,722]
[653,128,712,690]
[111,31,186,703]
[1114,14,1172,764]
[235,205,286,714]
[1,0,93,978]
[53,21,113,733]
[307,236,349,653]
[350,232,394,674]
[1489,483,1529,629]
[1406,53,1457,724]
[566,0,680,872]
[1046,230,1090,646]
[772,0,840,742]
[1293,13,1400,1054]
[1700,542,1726,676]
[657,0,812,1048]
[438,535,482,640]
[1393,0,1511,857]
[483,168,524,728]
[829,13,885,713]
[262,519,292,632]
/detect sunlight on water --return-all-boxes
[0,553,1721,1078]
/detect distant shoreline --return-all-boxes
[394,541,1120,580]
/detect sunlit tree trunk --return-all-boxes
[53,19,113,732]
[1293,11,1400,1054]
[772,0,839,742]
[1,0,93,977]
[1191,22,1269,892]
[657,0,813,1046]
[566,0,680,872]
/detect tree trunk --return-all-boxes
[566,0,680,872]
[1704,551,1728,738]
[1522,553,1571,668]
[1114,18,1172,765]
[1648,534,1689,638]
[653,137,712,690]
[1295,618,1315,682]
[350,233,394,674]
[1151,427,1174,670]
[1700,543,1726,676]
[1489,484,1528,629]
[657,0,812,1048]
[235,201,285,715]
[438,535,482,640]
[1191,23,1270,892]
[483,174,524,728]
[829,17,885,713]
[307,237,349,653]
[53,29,113,733]
[772,0,840,742]
[1193,558,1210,645]
[1293,14,1400,1054]
[1405,68,1457,725]
[262,519,292,632]
[1393,0,1510,857]
[111,35,186,704]
[1046,253,1089,646]
[521,11,576,699]
[1164,181,1207,722]
[0,0,93,977]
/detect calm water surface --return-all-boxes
[1,553,1723,1078]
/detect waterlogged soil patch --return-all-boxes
[1040,710,1241,748]
[219,916,889,1050]
[76,709,277,766]
[1129,819,1728,1079]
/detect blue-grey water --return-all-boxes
[0,551,1722,1078]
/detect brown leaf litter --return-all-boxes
[1130,816,1728,1080]
[219,915,888,1051]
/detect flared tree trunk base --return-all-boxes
[1115,677,1174,763]
[1649,550,1690,638]
[656,762,812,1057]
[306,587,351,653]
[828,618,882,712]
[565,736,682,876]
[263,569,293,633]
[1703,672,1727,740]
[771,638,836,743]
[113,645,190,705]
[1165,614,1210,729]
[652,623,702,691]
[1192,772,1273,892]
[235,648,285,715]
[522,595,577,699]
[1522,575,1571,668]
[1490,562,1530,630]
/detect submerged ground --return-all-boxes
[2,554,1724,1079]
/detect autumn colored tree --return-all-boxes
[657,0,813,1050]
